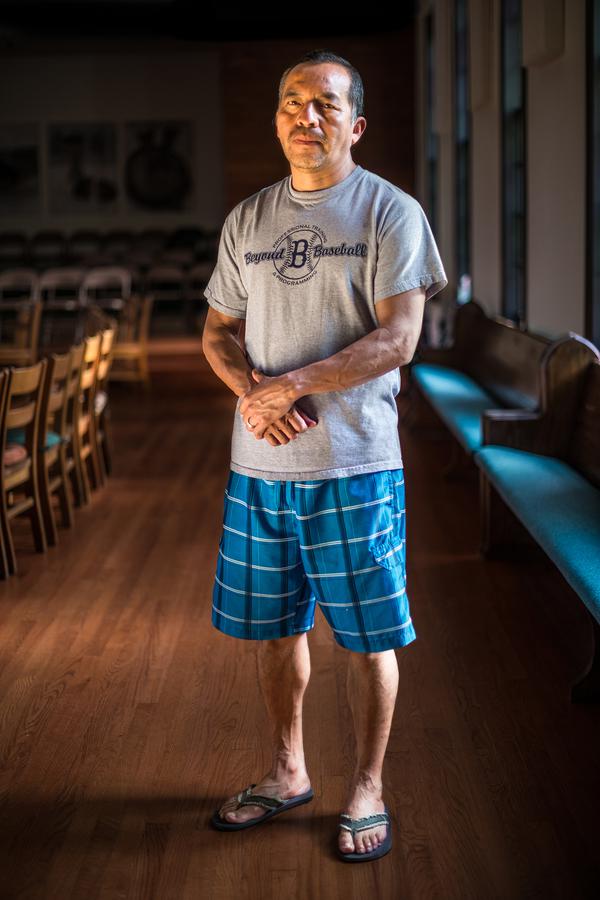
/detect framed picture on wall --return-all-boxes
[0,123,42,215]
[124,120,194,212]
[47,122,118,214]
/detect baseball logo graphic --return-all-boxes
[273,228,323,282]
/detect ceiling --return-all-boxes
[0,1,418,44]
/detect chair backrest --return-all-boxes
[79,266,132,307]
[567,360,600,488]
[65,341,85,424]
[101,231,134,261]
[0,268,40,301]
[136,229,167,254]
[68,230,102,261]
[97,326,117,386]
[115,293,153,344]
[1,359,48,465]
[159,248,195,268]
[0,233,28,263]
[31,231,66,262]
[79,333,102,419]
[0,300,42,366]
[38,267,86,303]
[0,369,8,442]
[39,349,72,449]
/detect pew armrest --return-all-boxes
[481,409,558,454]
[416,346,461,368]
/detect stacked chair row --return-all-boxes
[0,263,207,337]
[0,286,152,386]
[0,227,219,270]
[0,321,116,579]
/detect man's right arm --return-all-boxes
[201,306,253,398]
[202,306,317,444]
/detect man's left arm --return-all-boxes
[238,286,426,438]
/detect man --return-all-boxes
[202,49,447,862]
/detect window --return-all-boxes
[587,0,600,348]
[500,0,527,325]
[454,0,471,287]
[425,11,440,237]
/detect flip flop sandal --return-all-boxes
[210,782,315,831]
[336,806,392,862]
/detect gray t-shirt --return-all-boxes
[204,163,448,481]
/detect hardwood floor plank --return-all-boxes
[0,344,598,899]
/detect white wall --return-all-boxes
[526,0,586,338]
[417,0,588,341]
[0,45,223,233]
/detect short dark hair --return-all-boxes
[276,49,365,122]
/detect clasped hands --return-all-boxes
[239,368,318,447]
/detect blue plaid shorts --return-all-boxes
[211,468,417,653]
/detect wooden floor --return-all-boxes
[1,338,599,900]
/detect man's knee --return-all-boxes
[259,632,309,652]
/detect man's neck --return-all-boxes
[290,161,357,192]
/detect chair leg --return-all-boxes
[38,457,58,547]
[140,351,151,388]
[93,417,107,487]
[57,448,75,528]
[99,411,112,476]
[0,492,17,576]
[72,431,91,506]
[80,449,92,503]
[29,476,48,554]
[86,431,103,491]
[0,503,9,579]
[572,616,600,703]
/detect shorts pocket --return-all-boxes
[368,471,400,570]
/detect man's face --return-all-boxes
[274,62,366,173]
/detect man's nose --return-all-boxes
[295,101,320,127]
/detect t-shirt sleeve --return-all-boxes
[204,207,248,319]
[373,195,448,303]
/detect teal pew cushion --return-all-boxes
[7,427,63,451]
[475,445,600,623]
[411,362,496,453]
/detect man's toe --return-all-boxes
[339,833,356,853]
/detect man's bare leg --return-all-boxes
[218,632,312,823]
[339,648,399,855]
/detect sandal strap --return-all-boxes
[339,811,390,834]
[235,784,285,811]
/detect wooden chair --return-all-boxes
[92,323,117,485]
[0,369,9,578]
[79,265,132,313]
[73,333,103,505]
[109,293,153,387]
[62,342,86,508]
[36,349,77,545]
[0,268,39,302]
[31,231,66,267]
[38,266,88,347]
[0,359,48,575]
[67,230,102,264]
[38,267,86,311]
[145,263,186,329]
[0,233,29,268]
[0,300,42,366]
[6,348,78,546]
